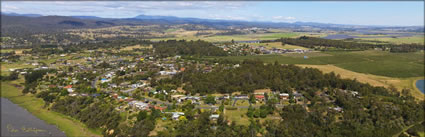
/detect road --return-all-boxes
[91,63,287,109]
[91,63,137,89]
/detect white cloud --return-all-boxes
[2,5,19,12]
[271,16,297,22]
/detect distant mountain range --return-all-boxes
[1,12,423,37]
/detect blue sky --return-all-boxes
[1,1,423,26]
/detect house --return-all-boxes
[169,112,185,120]
[234,95,249,100]
[64,85,74,93]
[279,93,289,100]
[255,95,265,101]
[91,93,101,97]
[101,78,110,83]
[154,106,167,112]
[210,114,220,120]
[330,106,343,112]
[69,93,78,96]
[129,101,149,110]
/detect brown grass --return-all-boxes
[298,64,424,100]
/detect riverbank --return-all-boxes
[415,79,425,94]
[0,81,101,137]
[1,97,66,137]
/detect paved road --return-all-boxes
[92,63,136,89]
[90,63,287,109]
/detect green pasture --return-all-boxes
[207,50,424,78]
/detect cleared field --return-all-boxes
[1,62,35,76]
[356,36,425,45]
[259,33,298,39]
[223,109,250,126]
[0,49,31,55]
[1,80,101,137]
[150,32,300,42]
[208,50,424,78]
[298,64,424,100]
[120,44,152,51]
[249,42,309,50]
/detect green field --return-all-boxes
[150,32,300,42]
[248,42,310,50]
[357,35,425,45]
[207,50,424,78]
[1,80,101,137]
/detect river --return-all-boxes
[1,97,66,137]
[416,79,425,94]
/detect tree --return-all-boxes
[129,119,155,137]
[205,95,216,105]
[249,94,256,104]
[137,111,148,121]
[247,105,254,118]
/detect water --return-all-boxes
[1,98,66,137]
[416,79,425,94]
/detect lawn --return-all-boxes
[207,50,424,78]
[1,80,101,137]
[223,109,250,126]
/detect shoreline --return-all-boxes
[1,97,66,137]
[1,82,101,137]
[414,79,425,94]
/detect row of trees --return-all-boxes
[278,36,424,52]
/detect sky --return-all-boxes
[2,1,424,26]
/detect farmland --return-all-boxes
[207,50,424,78]
[298,64,424,99]
[150,32,300,42]
[248,42,309,50]
[356,35,425,45]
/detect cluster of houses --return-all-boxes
[171,95,201,103]
[218,43,311,55]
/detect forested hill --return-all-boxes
[3,14,423,38]
[277,36,424,52]
[156,59,424,137]
[153,40,228,57]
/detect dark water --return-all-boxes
[416,79,425,94]
[1,98,66,137]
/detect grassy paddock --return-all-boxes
[298,64,424,100]
[1,81,101,137]
[120,44,152,51]
[356,35,425,45]
[0,49,31,55]
[149,32,300,42]
[208,50,424,78]
[248,42,309,50]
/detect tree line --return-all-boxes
[276,36,424,52]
